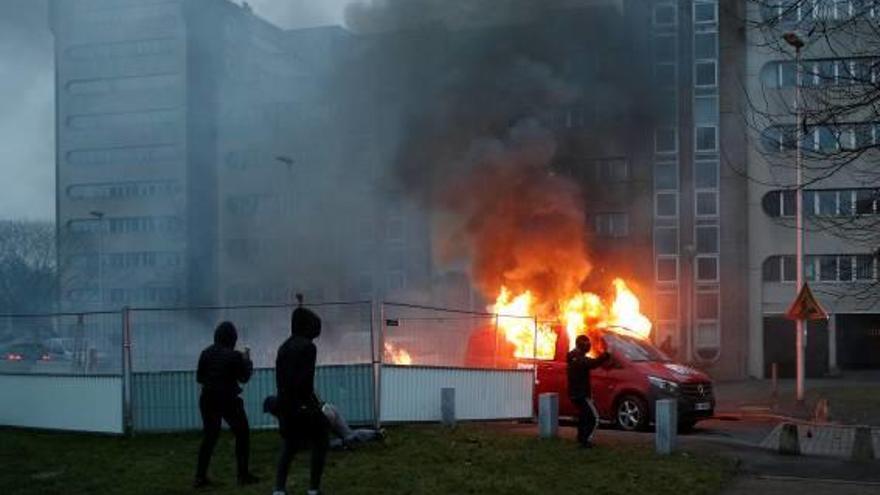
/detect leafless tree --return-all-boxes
[0,220,57,314]
[743,1,880,305]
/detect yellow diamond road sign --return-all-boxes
[785,283,828,321]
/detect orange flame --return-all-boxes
[384,342,412,365]
[490,277,651,359]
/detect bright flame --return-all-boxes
[384,342,412,365]
[490,278,652,359]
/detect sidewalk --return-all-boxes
[714,372,880,426]
[724,476,880,495]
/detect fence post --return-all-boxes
[122,307,133,436]
[493,312,499,369]
[370,300,383,430]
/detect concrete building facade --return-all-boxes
[745,2,880,377]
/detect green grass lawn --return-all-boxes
[1,425,733,495]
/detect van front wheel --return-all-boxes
[615,395,648,431]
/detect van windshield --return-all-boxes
[605,334,671,363]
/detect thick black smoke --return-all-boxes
[341,0,650,305]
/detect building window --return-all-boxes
[655,227,679,255]
[654,4,677,26]
[656,257,678,282]
[655,35,677,63]
[696,255,719,281]
[656,127,678,153]
[765,188,879,217]
[856,255,876,280]
[696,191,719,217]
[693,32,717,60]
[655,162,678,190]
[696,225,719,254]
[819,255,839,281]
[695,60,717,87]
[856,189,878,214]
[696,292,720,320]
[694,160,718,189]
[656,192,679,217]
[696,126,718,152]
[595,212,630,238]
[656,292,679,320]
[694,1,718,24]
[594,158,629,182]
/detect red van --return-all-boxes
[466,326,715,431]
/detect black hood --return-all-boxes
[291,307,321,340]
[214,321,238,348]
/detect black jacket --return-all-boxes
[196,323,253,397]
[566,350,610,400]
[275,306,323,414]
[275,335,318,411]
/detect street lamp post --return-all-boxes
[90,210,105,311]
[783,31,806,402]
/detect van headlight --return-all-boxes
[648,376,679,394]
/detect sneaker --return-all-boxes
[193,477,213,489]
[238,473,260,486]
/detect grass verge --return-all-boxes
[1,424,733,495]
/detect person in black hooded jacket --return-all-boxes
[194,321,258,488]
[272,297,329,495]
[567,334,610,448]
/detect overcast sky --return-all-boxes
[0,0,349,222]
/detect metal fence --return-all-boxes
[126,301,376,431]
[0,300,537,433]
[380,302,538,369]
[0,311,122,376]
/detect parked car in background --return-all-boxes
[2,342,51,363]
[42,337,76,362]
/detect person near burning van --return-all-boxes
[567,334,610,448]
[272,296,330,495]
[194,321,258,488]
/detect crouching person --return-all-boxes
[194,321,258,488]
[322,403,385,450]
[273,298,329,495]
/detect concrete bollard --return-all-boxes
[655,399,677,454]
[538,393,559,439]
[778,423,801,455]
[441,387,456,427]
[851,426,875,461]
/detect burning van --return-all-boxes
[465,278,715,431]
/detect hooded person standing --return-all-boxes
[567,334,610,448]
[194,321,258,488]
[273,296,329,495]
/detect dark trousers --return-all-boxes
[196,394,250,480]
[274,433,329,492]
[571,397,599,445]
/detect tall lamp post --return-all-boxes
[783,31,806,402]
[89,210,105,311]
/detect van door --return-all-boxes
[590,355,619,420]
